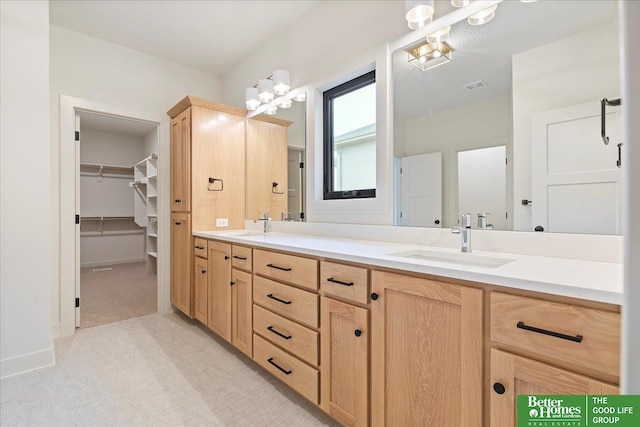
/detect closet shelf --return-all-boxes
[80,163,134,179]
[81,216,135,221]
[147,251,158,258]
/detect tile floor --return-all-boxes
[0,313,336,426]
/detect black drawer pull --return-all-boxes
[233,255,247,260]
[327,277,354,287]
[195,246,205,250]
[267,326,292,340]
[267,263,292,272]
[516,321,583,343]
[267,293,292,305]
[174,199,181,203]
[174,222,181,225]
[201,270,206,274]
[267,357,292,375]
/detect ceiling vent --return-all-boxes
[463,80,487,91]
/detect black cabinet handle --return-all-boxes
[267,357,292,375]
[174,222,182,225]
[354,329,362,337]
[267,326,292,340]
[224,256,230,260]
[230,281,235,286]
[434,219,440,225]
[233,255,247,260]
[493,383,506,395]
[516,321,583,343]
[370,293,379,301]
[175,199,181,203]
[327,277,354,287]
[267,293,292,305]
[201,270,206,274]
[195,246,205,250]
[267,263,292,272]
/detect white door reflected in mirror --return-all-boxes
[397,152,442,227]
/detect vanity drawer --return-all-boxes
[253,334,319,404]
[491,292,620,378]
[254,249,318,291]
[253,304,319,366]
[320,261,369,304]
[194,237,208,259]
[253,276,319,328]
[232,245,252,271]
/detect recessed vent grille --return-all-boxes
[463,80,487,91]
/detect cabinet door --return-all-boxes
[208,241,231,341]
[321,297,368,427]
[170,108,190,212]
[370,271,483,427]
[490,348,619,427]
[170,213,192,316]
[193,256,208,324]
[232,269,253,357]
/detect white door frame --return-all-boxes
[60,95,165,337]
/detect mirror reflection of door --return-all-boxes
[531,102,621,234]
[397,152,442,227]
[287,148,304,221]
[457,146,507,230]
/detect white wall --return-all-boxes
[396,94,512,228]
[274,102,306,150]
[1,0,54,378]
[512,21,620,231]
[223,1,408,225]
[50,25,222,335]
[80,129,145,268]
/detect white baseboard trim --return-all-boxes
[81,258,146,269]
[1,346,55,379]
[51,322,61,338]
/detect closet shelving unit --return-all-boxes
[133,153,158,274]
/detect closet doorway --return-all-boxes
[77,112,159,329]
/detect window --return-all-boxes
[323,70,376,200]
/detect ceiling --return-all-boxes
[393,0,619,118]
[79,111,158,138]
[50,0,319,76]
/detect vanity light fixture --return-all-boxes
[272,70,290,96]
[405,0,435,30]
[407,41,453,71]
[245,69,293,110]
[427,25,452,43]
[277,98,292,109]
[293,92,306,102]
[467,4,498,26]
[450,0,471,7]
[258,79,275,103]
[245,87,260,111]
[264,105,278,115]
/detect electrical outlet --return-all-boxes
[216,218,229,227]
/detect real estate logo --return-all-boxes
[517,395,640,427]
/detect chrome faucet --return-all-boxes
[254,212,270,233]
[477,213,494,230]
[451,213,472,253]
[281,212,295,222]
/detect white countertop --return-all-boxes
[194,230,623,305]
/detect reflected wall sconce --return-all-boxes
[407,41,453,71]
[245,69,292,112]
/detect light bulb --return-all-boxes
[258,79,274,103]
[293,92,306,102]
[245,87,260,111]
[272,70,290,96]
[277,98,292,109]
[432,49,442,58]
[265,105,278,115]
[419,55,427,64]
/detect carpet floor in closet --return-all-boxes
[80,262,157,328]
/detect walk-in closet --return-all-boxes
[78,112,159,328]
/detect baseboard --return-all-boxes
[1,346,55,379]
[51,322,61,338]
[81,258,146,269]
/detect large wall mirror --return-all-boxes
[246,96,306,222]
[393,0,621,234]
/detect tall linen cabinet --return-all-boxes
[168,96,246,317]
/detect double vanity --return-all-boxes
[187,227,621,426]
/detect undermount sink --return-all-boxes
[388,249,515,269]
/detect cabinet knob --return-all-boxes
[174,222,181,225]
[230,281,235,286]
[224,255,230,260]
[370,293,379,301]
[493,382,506,395]
[434,219,440,225]
[201,270,206,274]
[175,199,181,203]
[354,329,362,337]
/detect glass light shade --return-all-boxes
[427,26,451,44]
[272,69,290,96]
[277,98,292,109]
[450,0,471,7]
[468,4,498,26]
[407,41,452,71]
[293,92,306,102]
[258,79,275,103]
[405,1,434,30]
[245,87,260,111]
[265,105,278,115]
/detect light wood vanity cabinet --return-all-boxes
[170,212,191,316]
[193,256,208,324]
[168,96,246,318]
[370,271,484,427]
[231,268,253,357]
[489,292,621,426]
[207,241,232,341]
